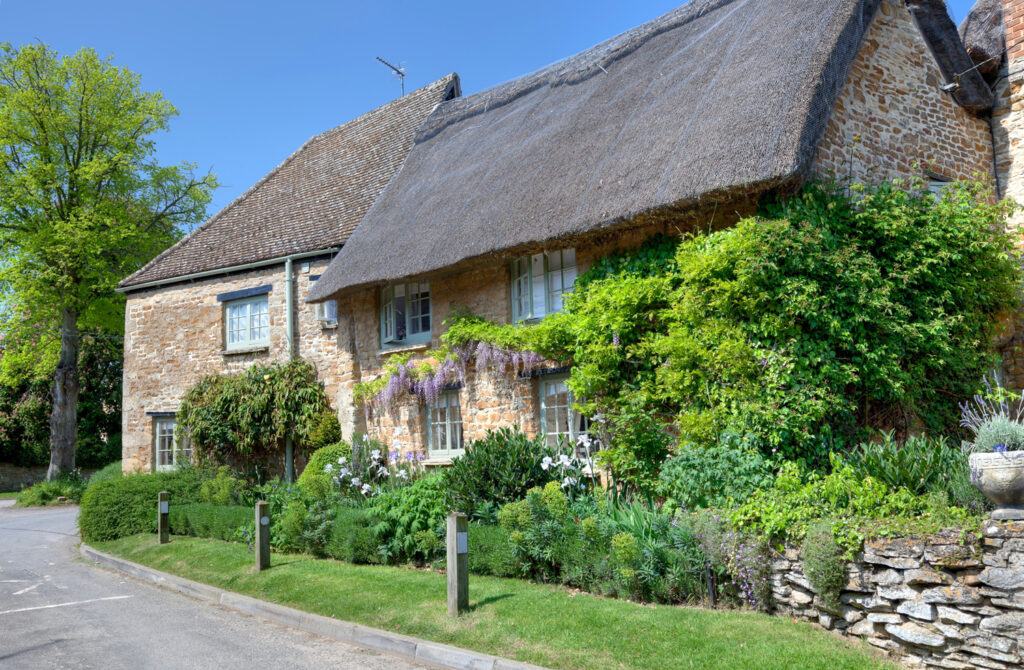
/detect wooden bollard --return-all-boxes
[255,501,270,571]
[446,512,468,616]
[158,491,169,544]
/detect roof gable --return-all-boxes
[120,74,459,289]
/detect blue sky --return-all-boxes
[2,0,982,219]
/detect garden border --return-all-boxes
[79,543,548,670]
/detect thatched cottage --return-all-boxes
[304,0,1003,462]
[117,76,460,473]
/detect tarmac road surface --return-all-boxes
[0,501,428,669]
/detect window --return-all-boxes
[381,282,431,347]
[511,248,577,321]
[154,418,192,472]
[538,375,593,458]
[316,299,338,327]
[225,295,269,350]
[427,390,464,459]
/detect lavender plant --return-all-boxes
[960,372,1024,453]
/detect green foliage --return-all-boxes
[467,522,517,577]
[168,503,251,542]
[657,432,773,510]
[326,504,378,564]
[177,359,330,480]
[78,468,203,541]
[297,441,352,500]
[87,460,123,487]
[15,470,86,506]
[278,500,308,553]
[801,522,847,611]
[846,433,965,496]
[308,410,341,450]
[971,415,1024,452]
[499,481,593,581]
[199,466,243,506]
[442,427,565,513]
[299,499,336,556]
[369,475,447,563]
[731,458,977,554]
[591,401,672,495]
[0,379,50,465]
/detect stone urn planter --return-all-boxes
[970,450,1024,520]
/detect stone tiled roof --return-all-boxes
[120,74,459,288]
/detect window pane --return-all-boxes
[394,293,407,341]
[324,300,338,321]
[409,283,430,335]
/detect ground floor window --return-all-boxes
[427,390,464,459]
[154,417,192,471]
[538,375,593,458]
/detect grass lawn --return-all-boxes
[0,491,19,499]
[95,534,897,670]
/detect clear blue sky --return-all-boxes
[2,0,982,219]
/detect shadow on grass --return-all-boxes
[468,593,515,612]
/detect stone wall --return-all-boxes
[0,464,48,491]
[771,521,1024,669]
[121,256,351,473]
[812,0,995,186]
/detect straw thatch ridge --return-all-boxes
[308,0,986,302]
[909,0,993,110]
[121,74,459,289]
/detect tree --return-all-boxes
[0,43,215,478]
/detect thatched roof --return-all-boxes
[308,0,988,302]
[959,0,1004,82]
[120,74,460,289]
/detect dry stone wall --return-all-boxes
[771,521,1024,669]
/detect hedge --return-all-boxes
[169,503,252,541]
[78,468,203,542]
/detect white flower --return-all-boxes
[324,464,333,473]
[558,453,573,469]
[576,433,592,449]
[377,466,389,477]
[396,470,409,480]
[541,456,553,471]
[339,467,350,477]
[371,449,382,461]
[561,476,577,489]
[337,456,347,465]
[361,483,372,494]
[351,477,362,487]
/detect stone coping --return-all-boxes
[80,543,548,670]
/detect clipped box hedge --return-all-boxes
[79,468,203,542]
[169,503,252,541]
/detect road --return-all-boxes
[0,502,428,669]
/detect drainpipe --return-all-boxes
[285,256,295,483]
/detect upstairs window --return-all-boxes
[225,295,270,350]
[427,390,464,459]
[154,417,192,472]
[511,248,577,322]
[381,282,431,347]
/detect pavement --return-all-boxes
[0,503,431,670]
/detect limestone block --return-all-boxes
[849,619,875,636]
[978,612,1024,635]
[936,606,979,625]
[979,566,1024,590]
[896,600,936,621]
[871,568,904,585]
[921,585,984,605]
[867,612,902,624]
[884,622,945,648]
[905,568,953,586]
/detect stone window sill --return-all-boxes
[377,342,430,357]
[220,345,270,356]
[422,457,458,468]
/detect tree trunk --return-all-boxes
[48,308,80,480]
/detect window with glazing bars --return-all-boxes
[510,248,577,321]
[225,295,269,350]
[381,282,431,346]
[427,390,464,458]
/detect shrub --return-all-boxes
[369,475,447,563]
[87,461,123,487]
[692,510,771,608]
[971,415,1024,453]
[846,433,965,496]
[443,427,563,513]
[79,468,203,541]
[199,466,243,506]
[16,470,87,506]
[297,441,352,500]
[657,432,773,510]
[327,504,378,564]
[467,523,517,577]
[300,499,336,556]
[307,410,341,450]
[801,521,846,611]
[168,503,252,541]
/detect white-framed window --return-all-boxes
[538,374,592,457]
[511,248,577,321]
[427,390,464,459]
[381,282,431,347]
[315,299,338,327]
[154,417,192,472]
[225,295,270,350]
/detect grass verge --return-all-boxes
[95,534,896,670]
[0,491,18,499]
